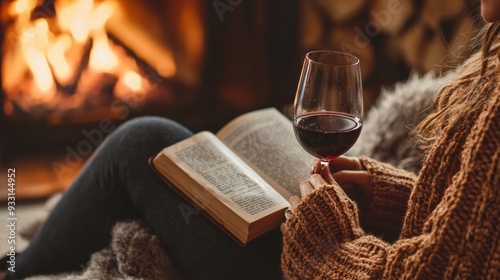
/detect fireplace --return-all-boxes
[1,0,207,147]
[1,0,300,199]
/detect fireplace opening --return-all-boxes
[0,0,206,199]
[1,0,205,130]
[1,0,300,200]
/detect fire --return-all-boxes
[9,0,30,15]
[47,34,72,85]
[90,0,115,31]
[2,0,158,116]
[56,0,94,43]
[123,71,143,92]
[88,1,118,72]
[20,19,55,100]
[113,70,147,102]
[89,31,119,72]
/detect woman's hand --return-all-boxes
[281,156,374,234]
[281,173,329,233]
[314,156,373,212]
[311,156,362,175]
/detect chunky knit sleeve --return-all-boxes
[281,184,389,279]
[359,156,416,241]
[281,90,500,279]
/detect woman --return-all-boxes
[3,1,500,279]
[281,0,500,278]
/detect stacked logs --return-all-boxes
[299,0,482,109]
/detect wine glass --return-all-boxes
[293,50,363,168]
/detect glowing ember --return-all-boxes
[123,71,143,92]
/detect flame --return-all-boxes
[47,34,72,85]
[22,45,55,97]
[57,0,94,43]
[123,71,143,92]
[10,0,120,96]
[3,0,165,114]
[20,19,55,99]
[9,0,33,16]
[90,1,116,31]
[115,70,147,101]
[89,31,119,72]
[88,1,118,72]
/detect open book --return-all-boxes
[150,108,315,245]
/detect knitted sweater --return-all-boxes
[281,85,500,278]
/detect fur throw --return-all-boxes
[26,216,182,280]
[23,71,455,279]
[347,70,456,174]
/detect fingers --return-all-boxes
[328,156,363,173]
[332,170,372,197]
[311,156,363,175]
[309,173,328,189]
[281,222,287,233]
[332,170,370,186]
[300,180,314,198]
[311,159,322,174]
[320,163,335,184]
[289,195,301,210]
[282,195,301,234]
[285,163,370,236]
[300,174,329,197]
[283,174,330,234]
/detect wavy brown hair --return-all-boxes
[415,22,500,149]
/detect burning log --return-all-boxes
[105,1,177,81]
[1,0,162,121]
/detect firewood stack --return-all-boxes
[299,0,482,109]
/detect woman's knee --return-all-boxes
[120,116,190,134]
[116,116,192,142]
[98,116,193,158]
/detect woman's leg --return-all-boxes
[13,117,282,280]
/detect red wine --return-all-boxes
[293,112,362,160]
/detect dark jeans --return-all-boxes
[12,117,283,279]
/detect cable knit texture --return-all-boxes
[281,82,500,278]
[358,157,416,242]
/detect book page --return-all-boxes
[163,132,289,222]
[216,108,315,199]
